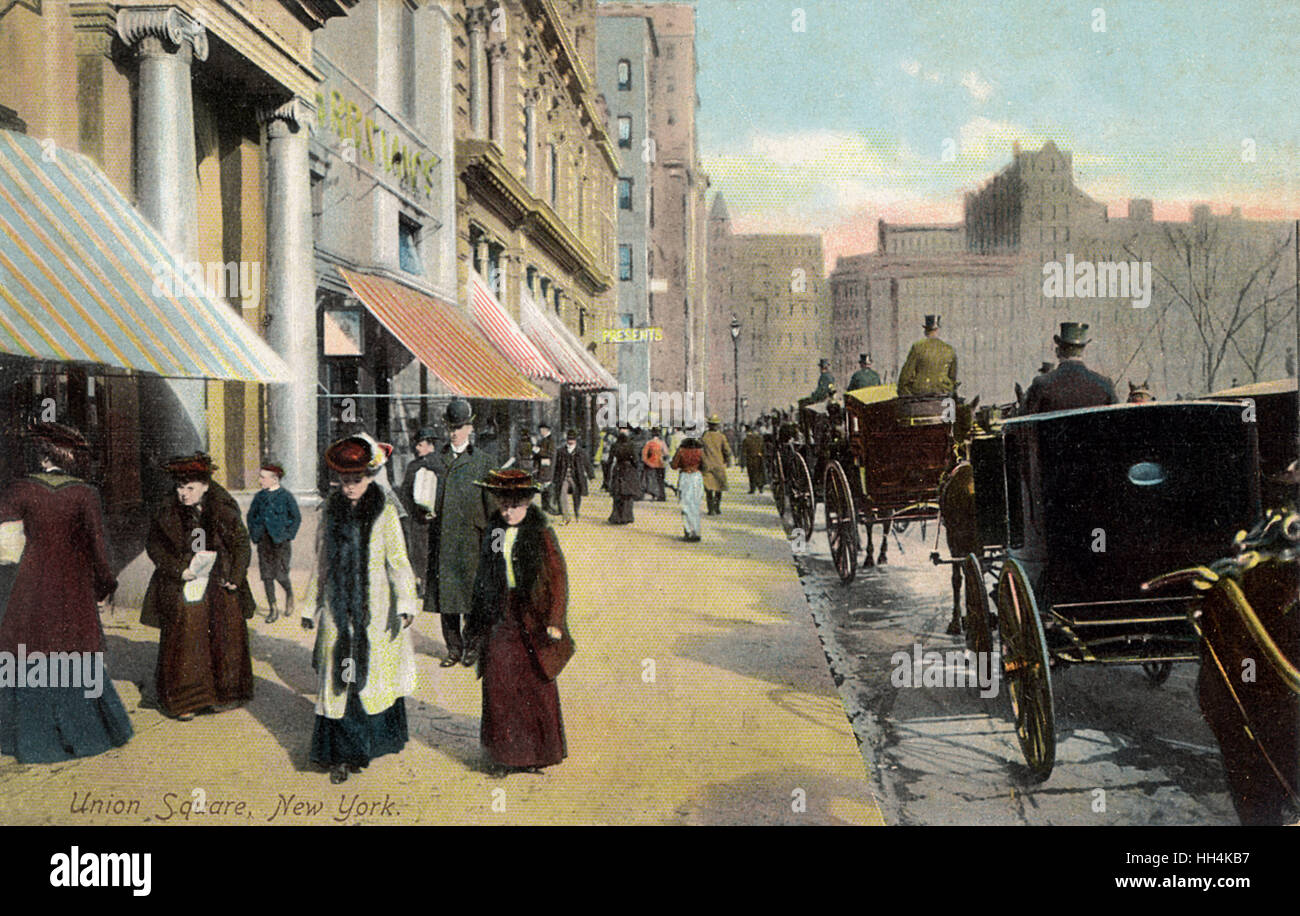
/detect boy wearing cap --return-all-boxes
[247,461,301,623]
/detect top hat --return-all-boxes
[474,468,542,495]
[924,315,941,331]
[22,421,88,451]
[260,460,286,478]
[415,426,439,445]
[859,353,872,365]
[1038,361,1055,374]
[1053,322,1091,347]
[443,399,474,428]
[164,451,218,482]
[324,433,393,474]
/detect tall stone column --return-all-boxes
[524,88,540,193]
[259,98,318,499]
[487,39,507,146]
[117,6,208,456]
[468,7,488,139]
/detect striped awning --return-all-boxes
[470,270,563,382]
[338,266,546,401]
[0,130,291,382]
[520,289,618,390]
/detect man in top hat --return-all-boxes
[799,359,838,410]
[897,315,957,397]
[847,353,882,392]
[1023,322,1118,414]
[426,399,496,667]
[399,426,441,596]
[552,429,594,523]
[246,459,301,623]
[700,414,732,515]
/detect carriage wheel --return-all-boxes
[788,450,816,541]
[771,451,787,517]
[996,559,1056,782]
[962,553,993,658]
[1142,661,1173,686]
[824,462,859,582]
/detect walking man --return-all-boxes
[425,400,494,667]
[534,423,556,513]
[700,415,732,516]
[552,429,594,523]
[741,425,766,493]
[246,460,301,623]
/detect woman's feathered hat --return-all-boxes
[474,468,541,495]
[163,451,218,482]
[21,421,89,450]
[324,432,393,474]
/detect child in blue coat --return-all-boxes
[246,461,301,623]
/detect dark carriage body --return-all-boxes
[1001,401,1261,660]
[1207,379,1297,505]
[845,390,953,519]
[969,432,1007,550]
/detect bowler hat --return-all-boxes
[325,433,393,474]
[164,451,218,482]
[415,426,438,445]
[474,468,541,494]
[1053,322,1091,347]
[565,429,578,440]
[22,421,88,450]
[443,399,474,428]
[924,315,941,331]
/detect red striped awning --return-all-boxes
[338,267,546,401]
[520,289,617,390]
[470,271,563,382]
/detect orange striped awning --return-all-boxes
[470,271,563,382]
[0,130,290,381]
[520,289,617,390]
[338,267,546,401]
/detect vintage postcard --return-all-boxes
[0,0,1294,891]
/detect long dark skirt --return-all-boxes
[481,613,566,768]
[311,690,408,769]
[156,592,254,717]
[608,496,635,524]
[0,684,133,764]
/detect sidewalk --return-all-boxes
[0,488,882,825]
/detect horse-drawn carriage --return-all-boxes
[948,400,1263,781]
[767,386,958,581]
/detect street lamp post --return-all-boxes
[730,315,741,441]
[740,396,748,427]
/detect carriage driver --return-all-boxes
[798,359,838,410]
[1022,322,1118,414]
[897,315,957,397]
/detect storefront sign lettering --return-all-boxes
[315,88,437,197]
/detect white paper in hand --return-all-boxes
[184,550,217,603]
[414,467,437,514]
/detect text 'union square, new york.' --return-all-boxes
[0,0,1297,833]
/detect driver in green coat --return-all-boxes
[897,315,957,397]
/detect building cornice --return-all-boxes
[458,137,613,295]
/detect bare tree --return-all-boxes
[1123,220,1295,391]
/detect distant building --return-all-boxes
[707,194,829,419]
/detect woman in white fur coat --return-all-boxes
[301,433,418,784]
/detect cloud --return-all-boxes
[899,58,920,77]
[960,70,993,102]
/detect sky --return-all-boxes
[676,0,1300,269]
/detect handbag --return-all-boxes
[524,624,575,681]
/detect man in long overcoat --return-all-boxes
[740,425,766,493]
[398,427,439,596]
[1023,322,1118,414]
[425,400,495,667]
[700,415,732,516]
[551,429,594,522]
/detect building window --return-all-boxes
[550,144,559,207]
[617,59,631,90]
[618,177,633,210]
[398,215,422,275]
[618,244,633,281]
[527,265,537,293]
[617,116,632,148]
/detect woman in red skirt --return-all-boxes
[469,469,573,774]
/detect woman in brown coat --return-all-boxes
[469,469,572,773]
[141,453,255,720]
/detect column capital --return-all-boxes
[257,96,313,134]
[116,5,208,62]
[524,87,543,107]
[467,5,492,32]
[486,39,508,62]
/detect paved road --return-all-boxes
[785,506,1238,825]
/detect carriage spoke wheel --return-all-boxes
[824,462,859,582]
[1142,661,1173,686]
[772,451,787,517]
[962,553,993,658]
[996,559,1056,782]
[789,451,816,541]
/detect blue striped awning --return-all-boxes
[0,130,291,382]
